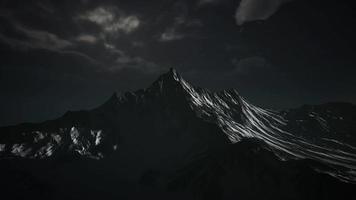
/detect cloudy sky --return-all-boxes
[1,0,356,126]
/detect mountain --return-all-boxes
[0,68,355,200]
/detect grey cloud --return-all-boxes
[0,19,99,65]
[103,43,164,74]
[108,15,140,34]
[79,7,140,35]
[52,50,100,65]
[82,7,114,24]
[115,56,164,74]
[232,56,268,74]
[104,43,124,55]
[0,24,72,51]
[158,14,201,42]
[76,34,98,44]
[36,1,55,14]
[131,41,144,48]
[235,0,294,25]
[197,0,220,6]
[159,28,184,42]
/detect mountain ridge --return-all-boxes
[0,68,356,184]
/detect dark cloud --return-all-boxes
[197,0,219,5]
[0,24,72,50]
[197,0,226,7]
[158,16,187,42]
[156,2,203,42]
[103,42,165,73]
[159,27,185,42]
[235,0,294,25]
[232,56,269,74]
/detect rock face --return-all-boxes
[0,68,355,200]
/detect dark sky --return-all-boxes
[1,0,356,126]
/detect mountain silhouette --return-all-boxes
[0,68,355,200]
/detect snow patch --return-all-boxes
[11,144,32,157]
[0,144,5,152]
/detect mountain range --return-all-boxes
[0,68,355,200]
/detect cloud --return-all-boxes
[132,41,144,48]
[158,14,201,42]
[115,56,163,74]
[17,25,72,50]
[103,43,164,74]
[110,15,140,34]
[36,1,55,14]
[159,28,184,42]
[79,7,140,34]
[0,24,72,51]
[197,0,220,6]
[235,0,294,25]
[232,56,268,74]
[0,20,99,65]
[83,7,114,24]
[76,34,98,44]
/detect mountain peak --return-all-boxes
[159,67,181,82]
[147,68,185,93]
